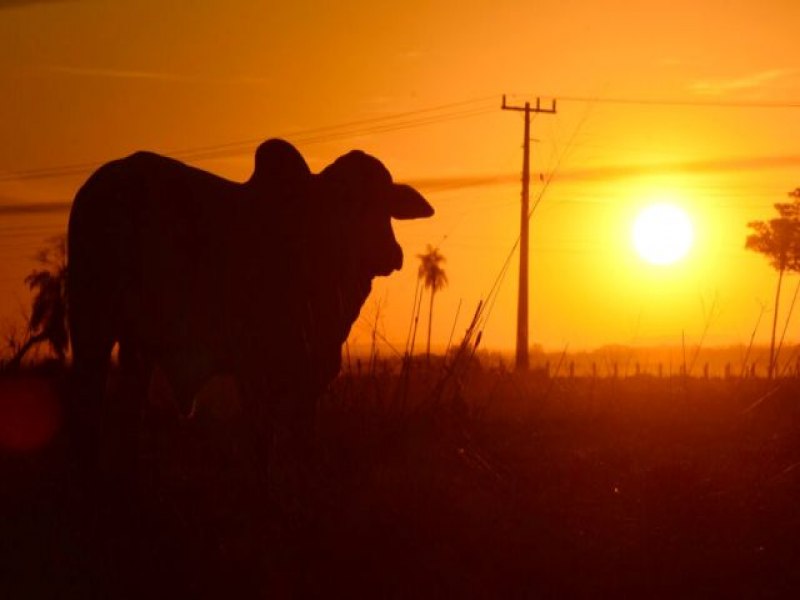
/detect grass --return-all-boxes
[3,363,800,597]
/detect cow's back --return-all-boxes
[68,151,246,365]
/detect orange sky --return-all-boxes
[1,0,799,356]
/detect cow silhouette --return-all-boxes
[67,139,432,453]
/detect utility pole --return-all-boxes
[502,95,556,371]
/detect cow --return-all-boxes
[66,139,433,460]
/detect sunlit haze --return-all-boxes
[1,0,799,355]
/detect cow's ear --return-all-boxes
[387,184,434,220]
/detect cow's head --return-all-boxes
[317,150,433,281]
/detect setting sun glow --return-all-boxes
[0,0,798,354]
[632,203,694,266]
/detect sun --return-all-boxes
[632,203,694,265]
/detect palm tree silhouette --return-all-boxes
[7,236,69,369]
[417,245,448,364]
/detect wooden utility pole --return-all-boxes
[502,95,557,371]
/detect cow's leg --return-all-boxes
[68,323,114,478]
[111,340,152,487]
[159,350,213,419]
[171,373,200,420]
[236,376,278,475]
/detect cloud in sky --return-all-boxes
[39,65,271,86]
[690,69,797,95]
[0,201,71,216]
[410,154,800,192]
[0,0,70,9]
[2,154,799,203]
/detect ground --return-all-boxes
[2,365,800,598]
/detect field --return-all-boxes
[3,364,800,598]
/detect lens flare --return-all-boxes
[0,378,61,453]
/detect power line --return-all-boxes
[5,91,799,183]
[169,99,496,160]
[0,97,496,183]
[175,106,496,163]
[523,94,800,109]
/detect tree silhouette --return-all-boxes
[6,236,69,369]
[417,244,448,363]
[746,190,800,379]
